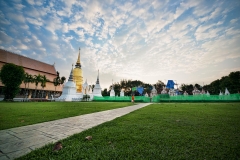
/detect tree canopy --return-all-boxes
[102,79,165,96]
[180,71,240,95]
[104,71,240,96]
[0,63,25,100]
[203,71,240,94]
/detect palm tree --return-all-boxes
[53,72,66,100]
[23,72,29,99]
[40,75,49,99]
[53,77,60,100]
[33,74,42,98]
[27,74,34,98]
[60,76,66,85]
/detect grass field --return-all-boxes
[0,102,133,130]
[17,103,240,160]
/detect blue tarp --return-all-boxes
[166,80,175,89]
[137,87,144,95]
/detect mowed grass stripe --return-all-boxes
[17,103,240,160]
[0,102,133,130]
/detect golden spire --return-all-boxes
[75,47,81,68]
[77,47,81,64]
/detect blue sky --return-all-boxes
[0,0,240,89]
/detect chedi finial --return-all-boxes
[75,48,81,68]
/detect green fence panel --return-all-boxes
[156,93,240,102]
[93,94,240,102]
[93,96,151,102]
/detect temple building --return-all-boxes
[0,48,62,99]
[73,48,83,93]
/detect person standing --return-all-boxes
[131,95,135,103]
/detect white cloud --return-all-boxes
[1,0,239,88]
[20,24,29,29]
[26,0,34,5]
[7,13,25,23]
[26,0,42,6]
[26,17,43,26]
[192,4,213,17]
[0,31,12,44]
[208,7,221,20]
[18,44,28,50]
[230,19,238,24]
[14,3,25,10]
[62,23,69,33]
[174,2,188,20]
[44,14,62,34]
[0,16,10,25]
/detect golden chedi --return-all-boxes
[73,48,83,93]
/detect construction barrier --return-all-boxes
[93,94,240,103]
[153,94,240,102]
[93,96,151,102]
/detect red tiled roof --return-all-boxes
[0,49,57,75]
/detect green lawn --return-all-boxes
[0,102,133,130]
[17,103,240,160]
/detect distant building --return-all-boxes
[0,48,63,99]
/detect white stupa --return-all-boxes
[92,70,102,97]
[88,85,92,94]
[120,89,124,97]
[219,90,223,95]
[110,82,115,97]
[161,86,168,94]
[151,86,157,97]
[168,89,175,96]
[206,91,210,95]
[201,89,206,94]
[57,67,83,101]
[183,91,188,96]
[225,88,230,95]
[145,92,149,97]
[82,79,89,95]
[192,86,201,95]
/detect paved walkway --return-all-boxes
[0,103,151,160]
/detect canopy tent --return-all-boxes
[166,80,175,89]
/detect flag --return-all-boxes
[132,87,137,91]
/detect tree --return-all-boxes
[53,71,66,99]
[154,80,165,94]
[23,72,29,96]
[60,76,66,85]
[102,88,109,96]
[40,75,49,98]
[33,74,42,98]
[205,71,240,94]
[179,84,194,95]
[0,63,25,100]
[112,82,121,96]
[27,74,34,96]
[53,79,60,98]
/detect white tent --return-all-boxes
[206,91,210,95]
[225,88,230,95]
[219,90,223,95]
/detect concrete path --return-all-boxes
[0,103,151,160]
